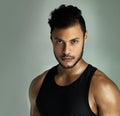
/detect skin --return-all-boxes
[29,23,120,116]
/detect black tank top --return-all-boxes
[36,64,97,116]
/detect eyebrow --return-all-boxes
[54,37,62,40]
[54,37,80,41]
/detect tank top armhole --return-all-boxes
[36,65,58,107]
[86,64,97,116]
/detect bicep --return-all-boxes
[95,80,120,116]
[29,90,41,116]
[29,78,41,116]
[29,71,48,116]
[30,104,41,116]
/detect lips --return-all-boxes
[60,53,75,62]
[61,56,74,62]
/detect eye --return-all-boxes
[55,39,63,44]
[71,39,79,44]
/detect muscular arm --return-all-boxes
[93,71,120,116]
[29,77,41,116]
[29,71,48,116]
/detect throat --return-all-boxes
[55,74,80,86]
[55,62,88,86]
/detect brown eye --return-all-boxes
[55,39,63,44]
[71,39,79,44]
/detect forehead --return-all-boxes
[51,23,84,40]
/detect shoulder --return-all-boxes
[92,69,120,93]
[92,69,120,98]
[29,65,57,102]
[91,69,120,114]
[29,70,49,105]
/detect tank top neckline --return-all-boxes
[53,64,90,88]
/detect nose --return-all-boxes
[63,43,71,55]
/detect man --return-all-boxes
[29,4,120,116]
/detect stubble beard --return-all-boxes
[54,44,84,69]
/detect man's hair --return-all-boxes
[48,4,86,35]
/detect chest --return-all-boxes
[36,75,95,116]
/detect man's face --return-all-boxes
[51,23,88,69]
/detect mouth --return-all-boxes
[61,56,74,62]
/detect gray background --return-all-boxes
[0,0,120,116]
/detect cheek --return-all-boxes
[73,45,83,52]
[53,45,63,54]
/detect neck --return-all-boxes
[57,59,88,76]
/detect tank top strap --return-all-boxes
[83,64,97,106]
[86,64,97,84]
[41,65,58,87]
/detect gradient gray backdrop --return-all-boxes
[0,0,120,116]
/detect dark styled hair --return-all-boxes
[48,4,86,35]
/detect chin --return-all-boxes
[59,63,76,69]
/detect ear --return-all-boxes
[50,35,52,40]
[50,35,53,42]
[84,31,88,43]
